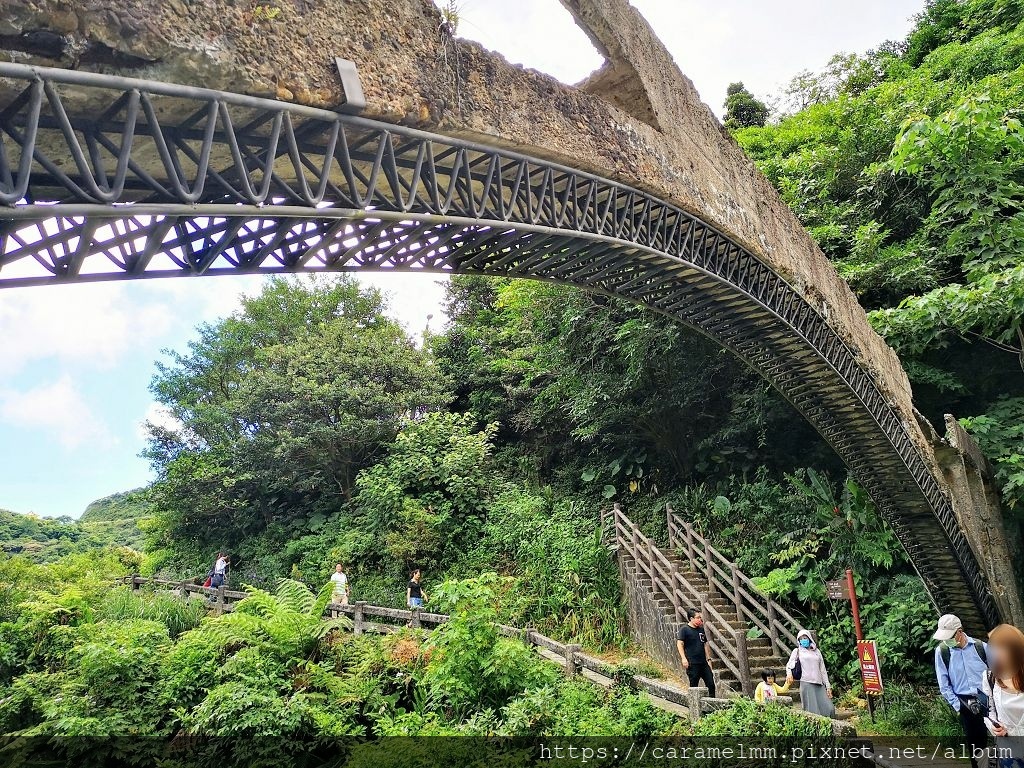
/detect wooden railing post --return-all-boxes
[647,536,659,594]
[733,628,753,697]
[669,570,680,623]
[131,574,141,592]
[564,644,581,677]
[353,601,365,635]
[411,607,421,629]
[703,540,714,594]
[631,525,643,577]
[179,580,188,599]
[215,584,226,615]
[684,521,696,562]
[731,565,743,618]
[666,503,675,548]
[612,503,622,548]
[767,600,780,656]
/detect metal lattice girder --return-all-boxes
[0,63,1000,630]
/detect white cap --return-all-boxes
[933,613,962,641]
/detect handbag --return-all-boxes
[978,671,993,713]
[792,655,803,681]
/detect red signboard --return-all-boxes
[857,640,884,695]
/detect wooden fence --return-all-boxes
[118,575,730,722]
[665,504,803,662]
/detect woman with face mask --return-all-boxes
[980,624,1024,767]
[786,628,835,718]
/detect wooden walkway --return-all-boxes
[122,574,856,738]
[121,575,735,723]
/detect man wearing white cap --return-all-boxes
[934,613,991,768]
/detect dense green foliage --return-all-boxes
[733,0,1024,521]
[0,560,685,766]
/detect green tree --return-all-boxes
[354,412,497,576]
[869,94,1024,367]
[144,277,447,562]
[435,276,837,493]
[724,82,769,130]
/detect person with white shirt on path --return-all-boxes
[329,563,350,606]
[211,553,229,588]
[980,623,1024,767]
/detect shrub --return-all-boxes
[98,586,206,638]
[694,697,834,737]
[867,682,959,738]
[422,573,558,717]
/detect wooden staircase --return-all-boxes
[605,503,804,700]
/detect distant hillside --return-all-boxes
[0,508,91,562]
[81,489,148,522]
[0,491,149,562]
[79,490,149,551]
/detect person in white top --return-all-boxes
[981,623,1024,767]
[330,564,350,606]
[786,628,835,719]
[211,553,229,588]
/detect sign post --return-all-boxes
[827,568,879,719]
[846,569,863,642]
[858,639,884,720]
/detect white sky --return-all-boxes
[0,0,923,518]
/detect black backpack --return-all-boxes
[940,640,988,671]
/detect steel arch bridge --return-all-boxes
[0,63,1001,630]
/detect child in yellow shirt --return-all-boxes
[754,668,791,703]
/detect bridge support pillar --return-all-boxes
[925,413,1024,629]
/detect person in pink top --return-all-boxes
[786,628,834,718]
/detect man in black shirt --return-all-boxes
[676,608,716,697]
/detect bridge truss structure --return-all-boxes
[0,63,1000,629]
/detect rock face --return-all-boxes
[2,0,1020,625]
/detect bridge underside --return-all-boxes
[0,65,1001,630]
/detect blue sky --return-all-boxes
[0,0,924,518]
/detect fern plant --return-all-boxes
[196,578,351,662]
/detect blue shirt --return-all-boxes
[935,637,990,712]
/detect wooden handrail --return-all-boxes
[665,506,801,660]
[609,505,750,692]
[114,572,743,710]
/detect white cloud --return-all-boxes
[0,282,175,377]
[137,401,183,442]
[0,375,115,449]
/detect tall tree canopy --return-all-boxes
[144,277,448,555]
